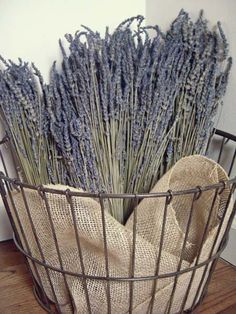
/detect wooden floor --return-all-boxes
[0,240,236,314]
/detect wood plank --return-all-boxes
[0,240,45,314]
[195,260,236,314]
[0,240,235,313]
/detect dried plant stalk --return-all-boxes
[0,10,232,223]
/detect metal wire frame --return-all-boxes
[0,129,235,314]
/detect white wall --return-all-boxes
[0,0,145,241]
[146,0,236,135]
[0,0,145,82]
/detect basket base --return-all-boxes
[32,279,208,314]
[33,280,54,313]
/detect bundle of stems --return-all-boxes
[0,10,232,223]
[0,58,68,186]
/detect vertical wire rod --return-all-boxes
[129,195,138,314]
[197,183,236,305]
[205,132,214,154]
[20,186,62,313]
[99,195,112,314]
[165,189,199,314]
[1,176,50,310]
[42,189,75,312]
[178,187,219,312]
[0,149,12,190]
[228,148,236,177]
[66,190,92,314]
[19,187,52,310]
[149,191,172,314]
[6,133,21,180]
[31,268,54,313]
[191,183,235,307]
[5,182,51,311]
[217,137,225,163]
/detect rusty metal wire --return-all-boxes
[0,128,235,314]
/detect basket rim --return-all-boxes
[0,171,235,199]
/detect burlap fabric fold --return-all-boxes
[8,155,233,313]
[126,155,233,313]
[9,186,188,313]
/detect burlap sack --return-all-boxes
[8,188,73,312]
[126,155,233,313]
[9,186,189,313]
[8,155,233,313]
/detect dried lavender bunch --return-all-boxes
[0,58,68,185]
[165,10,232,167]
[0,10,232,223]
[50,11,231,222]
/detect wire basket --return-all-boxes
[0,129,235,314]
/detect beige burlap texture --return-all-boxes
[8,155,233,313]
[9,186,187,313]
[126,155,233,313]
